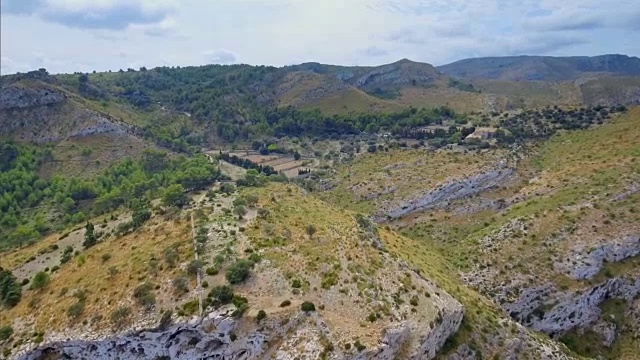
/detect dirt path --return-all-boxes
[190,212,203,316]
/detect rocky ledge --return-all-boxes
[504,276,640,337]
[18,304,463,360]
[0,85,66,110]
[377,166,514,220]
[553,235,640,280]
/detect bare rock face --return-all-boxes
[378,166,514,220]
[18,300,464,360]
[592,320,617,347]
[18,306,271,360]
[0,85,66,110]
[354,60,439,89]
[553,235,640,280]
[0,82,145,144]
[503,277,640,337]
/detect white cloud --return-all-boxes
[204,49,238,65]
[1,0,177,30]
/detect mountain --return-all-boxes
[437,54,640,81]
[1,56,639,360]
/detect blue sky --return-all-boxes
[1,0,639,74]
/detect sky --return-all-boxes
[1,0,639,74]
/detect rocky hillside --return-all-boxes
[1,57,639,360]
[316,106,640,359]
[1,70,143,143]
[1,179,470,360]
[0,70,160,177]
[438,54,640,81]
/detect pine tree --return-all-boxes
[83,222,97,249]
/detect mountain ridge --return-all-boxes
[437,54,640,81]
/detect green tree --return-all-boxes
[244,194,259,208]
[243,169,261,187]
[0,268,21,307]
[294,151,301,161]
[11,224,38,248]
[234,205,247,219]
[225,260,252,284]
[209,285,234,305]
[30,271,50,291]
[83,222,97,249]
[162,184,188,207]
[220,183,236,194]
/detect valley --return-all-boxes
[0,55,639,360]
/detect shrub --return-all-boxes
[291,279,302,288]
[28,297,40,308]
[279,300,292,307]
[205,267,219,276]
[354,340,366,352]
[233,205,247,219]
[321,272,338,289]
[209,285,234,305]
[181,300,199,316]
[367,313,377,322]
[201,280,209,288]
[158,310,173,329]
[301,301,315,312]
[21,278,29,286]
[172,277,189,294]
[231,295,249,317]
[108,266,119,278]
[410,295,419,306]
[101,253,112,262]
[133,282,156,309]
[0,326,13,341]
[256,309,267,323]
[225,260,252,284]
[30,271,50,290]
[163,248,179,268]
[305,224,316,238]
[187,260,204,276]
[220,183,236,194]
[60,246,73,264]
[110,306,131,326]
[248,253,262,264]
[257,208,270,219]
[232,198,247,207]
[66,301,85,318]
[73,289,87,302]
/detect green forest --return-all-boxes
[55,66,462,142]
[0,143,219,251]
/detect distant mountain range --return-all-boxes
[281,54,640,111]
[437,54,640,81]
[2,55,639,150]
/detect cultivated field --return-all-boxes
[226,150,318,178]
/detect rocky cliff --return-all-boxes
[0,80,145,144]
[18,301,463,360]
